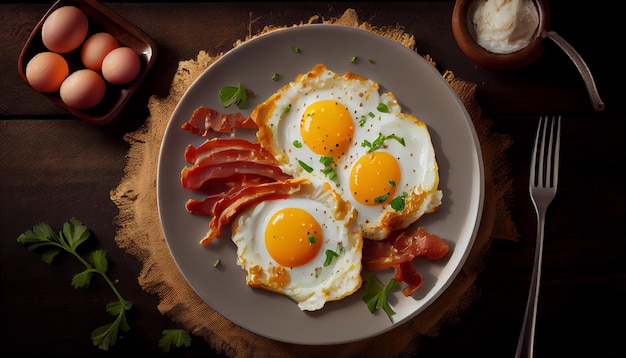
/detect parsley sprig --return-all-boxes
[17,218,132,350]
[16,218,194,352]
[361,269,398,320]
[362,133,406,153]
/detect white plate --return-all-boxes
[157,24,484,345]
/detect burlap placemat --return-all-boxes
[111,9,517,357]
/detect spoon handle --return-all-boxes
[545,31,605,112]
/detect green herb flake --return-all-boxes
[319,156,333,166]
[388,180,397,187]
[390,193,407,212]
[290,45,301,53]
[363,133,406,153]
[272,73,280,81]
[213,259,221,267]
[351,56,358,63]
[293,140,303,148]
[321,167,337,180]
[324,249,339,266]
[377,103,390,113]
[285,104,292,113]
[368,111,375,118]
[374,193,389,203]
[369,59,376,64]
[298,160,314,173]
[359,116,367,127]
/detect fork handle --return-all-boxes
[515,209,546,358]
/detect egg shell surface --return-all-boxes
[25,52,69,93]
[59,69,106,109]
[41,6,89,54]
[101,47,141,85]
[81,32,120,72]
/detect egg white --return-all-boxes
[230,179,362,311]
[252,64,442,241]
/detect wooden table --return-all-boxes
[2,2,624,357]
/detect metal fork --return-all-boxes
[515,115,561,358]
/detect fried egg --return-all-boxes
[252,64,442,240]
[230,179,362,311]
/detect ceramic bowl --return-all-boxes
[452,0,550,70]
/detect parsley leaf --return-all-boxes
[361,269,398,320]
[17,218,133,351]
[219,83,253,109]
[390,193,408,211]
[159,329,192,352]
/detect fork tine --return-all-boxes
[551,116,561,188]
[531,115,562,189]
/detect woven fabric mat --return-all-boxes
[111,9,517,357]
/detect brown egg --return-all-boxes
[59,69,106,109]
[101,47,141,85]
[41,6,89,54]
[81,32,120,72]
[25,52,69,92]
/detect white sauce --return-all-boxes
[469,0,540,54]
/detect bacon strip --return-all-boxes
[362,226,449,296]
[184,137,275,164]
[181,107,257,136]
[181,136,296,245]
[198,179,304,245]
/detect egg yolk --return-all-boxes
[300,100,354,159]
[350,151,401,205]
[265,208,322,267]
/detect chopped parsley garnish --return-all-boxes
[377,103,390,113]
[389,180,397,187]
[359,116,367,127]
[219,83,252,109]
[293,140,303,148]
[290,45,301,53]
[362,133,406,153]
[369,59,376,64]
[213,259,221,267]
[285,104,291,113]
[272,73,280,81]
[351,56,358,63]
[320,156,338,181]
[390,193,408,211]
[324,249,339,266]
[308,236,316,244]
[298,160,313,173]
[374,193,389,203]
[361,269,397,320]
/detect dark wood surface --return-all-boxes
[2,1,624,357]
